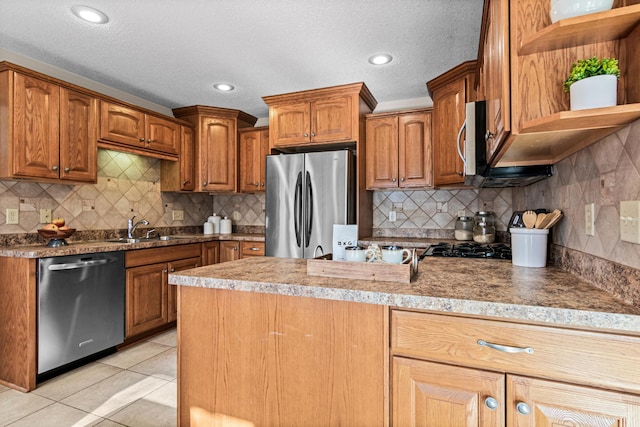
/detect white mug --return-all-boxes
[381,245,411,264]
[344,246,376,262]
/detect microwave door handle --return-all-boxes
[294,172,302,247]
[457,120,467,168]
[305,171,313,248]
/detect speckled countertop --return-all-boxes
[169,256,640,335]
[0,233,264,258]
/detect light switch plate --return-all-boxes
[585,203,595,236]
[389,210,397,222]
[620,201,640,244]
[6,208,18,224]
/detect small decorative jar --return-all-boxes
[455,216,474,241]
[473,211,496,244]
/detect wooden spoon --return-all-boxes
[534,213,547,228]
[544,211,563,229]
[522,210,537,229]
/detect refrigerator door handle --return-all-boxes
[294,172,303,247]
[305,171,313,247]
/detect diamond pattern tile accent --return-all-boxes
[513,119,640,270]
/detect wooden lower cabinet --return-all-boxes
[390,310,640,427]
[393,357,505,427]
[178,287,386,426]
[219,241,240,262]
[125,243,201,339]
[240,240,264,257]
[201,241,220,266]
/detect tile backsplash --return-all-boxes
[0,150,212,234]
[514,119,640,270]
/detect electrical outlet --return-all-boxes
[457,210,466,217]
[232,211,242,221]
[172,210,184,221]
[389,210,397,222]
[585,203,595,236]
[392,202,403,213]
[620,201,640,244]
[6,208,19,224]
[40,209,52,224]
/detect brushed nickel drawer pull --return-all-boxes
[477,339,534,354]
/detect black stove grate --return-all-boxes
[423,242,511,260]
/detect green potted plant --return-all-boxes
[564,56,620,111]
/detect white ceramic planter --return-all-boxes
[550,0,614,23]
[569,74,618,111]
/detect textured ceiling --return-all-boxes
[0,0,484,119]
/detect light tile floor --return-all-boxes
[0,329,177,427]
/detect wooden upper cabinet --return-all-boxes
[427,61,476,187]
[100,101,145,147]
[239,127,269,193]
[99,100,180,158]
[161,125,196,191]
[0,68,97,183]
[477,1,640,167]
[365,109,432,190]
[60,88,98,182]
[269,96,352,147]
[172,105,257,193]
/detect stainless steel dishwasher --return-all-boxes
[38,251,125,374]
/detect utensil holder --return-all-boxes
[510,228,549,267]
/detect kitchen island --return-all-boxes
[170,256,640,426]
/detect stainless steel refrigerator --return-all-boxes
[265,150,356,258]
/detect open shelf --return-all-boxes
[520,103,640,133]
[519,5,640,55]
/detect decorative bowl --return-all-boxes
[550,0,614,23]
[37,228,76,240]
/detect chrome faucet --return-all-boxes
[128,215,150,239]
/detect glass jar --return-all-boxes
[473,211,496,243]
[455,216,474,241]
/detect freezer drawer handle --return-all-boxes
[477,339,534,354]
[47,258,114,271]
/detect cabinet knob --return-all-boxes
[183,180,190,186]
[52,165,59,171]
[392,178,396,183]
[147,139,153,144]
[163,269,168,273]
[233,246,238,250]
[203,182,208,186]
[457,171,463,176]
[311,132,315,137]
[140,138,146,142]
[64,167,70,172]
[261,182,264,187]
[400,177,405,182]
[484,397,499,410]
[171,268,175,272]
[255,183,259,187]
[303,133,309,137]
[485,131,495,141]
[516,402,531,416]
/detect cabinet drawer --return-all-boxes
[391,310,640,393]
[240,241,264,257]
[126,243,201,267]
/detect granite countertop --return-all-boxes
[168,256,640,335]
[0,233,265,258]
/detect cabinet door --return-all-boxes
[508,375,640,427]
[219,241,240,263]
[239,129,268,193]
[200,116,236,191]
[270,102,310,146]
[365,116,398,189]
[167,257,200,323]
[99,101,145,148]
[393,356,505,427]
[160,125,195,191]
[12,73,60,179]
[59,88,98,183]
[483,0,510,161]
[201,241,220,266]
[399,112,433,188]
[310,96,352,143]
[432,77,467,186]
[125,263,167,337]
[146,115,179,155]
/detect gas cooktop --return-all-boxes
[422,242,511,260]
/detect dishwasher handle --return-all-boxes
[47,258,115,271]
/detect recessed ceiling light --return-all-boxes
[368,54,393,65]
[71,5,109,24]
[213,83,235,92]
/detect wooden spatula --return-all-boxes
[534,213,547,228]
[522,210,537,229]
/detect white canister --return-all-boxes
[220,216,232,234]
[203,222,214,235]
[510,228,549,267]
[208,213,221,233]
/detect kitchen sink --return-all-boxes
[102,238,144,243]
[158,235,191,241]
